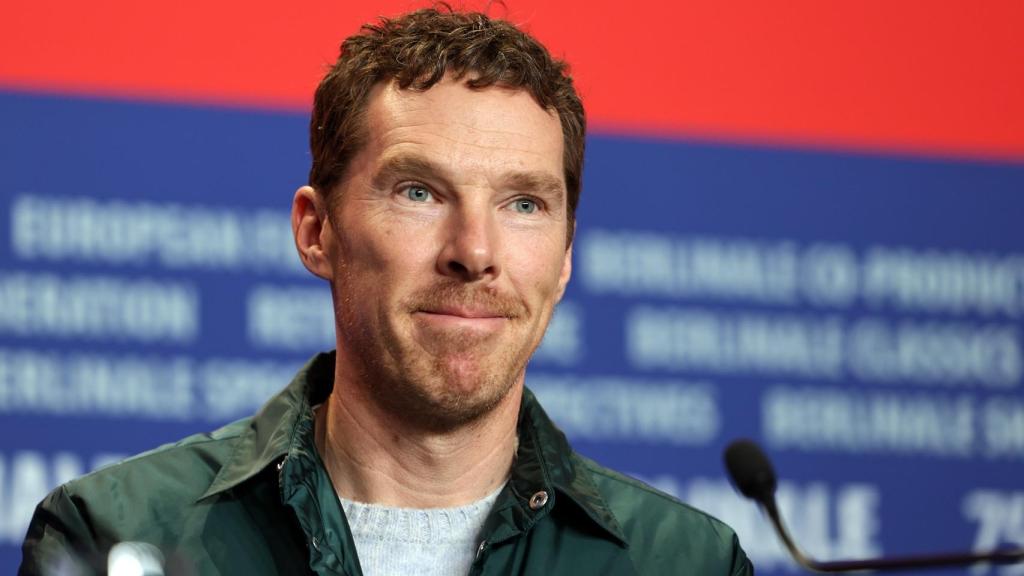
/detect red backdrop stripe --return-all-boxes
[3,0,1022,160]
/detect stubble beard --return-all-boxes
[334,280,539,433]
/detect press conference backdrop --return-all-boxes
[2,2,1023,574]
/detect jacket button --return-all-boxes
[528,490,549,510]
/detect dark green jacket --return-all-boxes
[21,352,752,575]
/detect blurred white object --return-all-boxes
[107,542,164,576]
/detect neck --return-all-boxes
[315,366,521,508]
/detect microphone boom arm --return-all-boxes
[725,439,1024,573]
[759,496,1024,572]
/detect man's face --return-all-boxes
[311,76,572,430]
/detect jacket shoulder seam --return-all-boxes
[579,456,682,503]
[578,456,732,527]
[65,431,244,489]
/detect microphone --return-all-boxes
[723,439,1024,572]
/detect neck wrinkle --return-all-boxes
[315,364,522,509]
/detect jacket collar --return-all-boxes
[199,352,334,501]
[199,351,628,546]
[508,387,628,546]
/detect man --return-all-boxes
[22,8,752,576]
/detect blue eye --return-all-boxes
[405,185,431,202]
[513,198,537,214]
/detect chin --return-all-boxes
[367,325,532,430]
[386,359,520,431]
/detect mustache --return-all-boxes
[404,282,526,319]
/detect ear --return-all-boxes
[291,185,333,280]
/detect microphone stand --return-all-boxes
[759,495,1024,572]
[725,439,1024,573]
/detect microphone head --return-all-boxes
[723,438,778,504]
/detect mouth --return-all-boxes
[420,305,508,319]
[413,307,510,333]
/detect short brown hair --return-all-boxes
[309,7,585,244]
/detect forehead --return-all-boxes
[360,77,566,182]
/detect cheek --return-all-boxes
[512,249,569,299]
[338,219,438,293]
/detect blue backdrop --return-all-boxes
[2,91,1023,574]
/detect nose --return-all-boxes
[437,204,501,282]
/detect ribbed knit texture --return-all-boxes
[339,484,503,576]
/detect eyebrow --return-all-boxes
[370,155,442,190]
[371,154,565,202]
[501,171,565,201]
